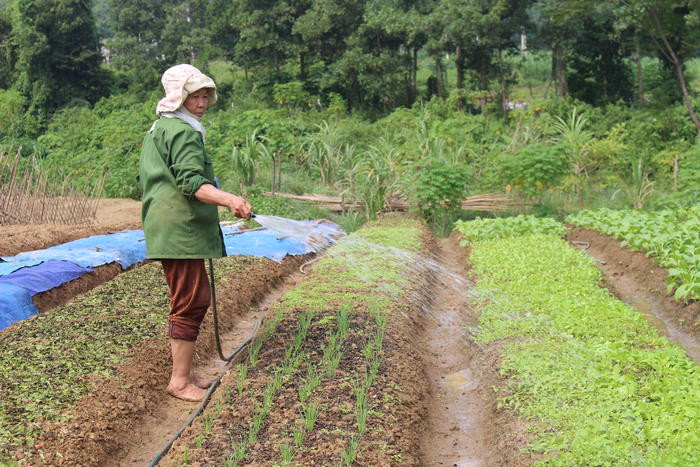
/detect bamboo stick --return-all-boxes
[261,191,531,213]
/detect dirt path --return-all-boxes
[420,237,496,466]
[114,271,304,466]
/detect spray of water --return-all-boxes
[252,214,346,252]
[323,236,493,343]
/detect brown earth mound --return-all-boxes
[0,198,141,256]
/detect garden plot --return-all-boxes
[567,207,700,301]
[162,218,432,465]
[455,216,700,465]
[0,253,307,465]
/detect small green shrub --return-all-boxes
[409,157,470,229]
[498,143,571,197]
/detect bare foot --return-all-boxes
[166,382,207,402]
[191,375,215,390]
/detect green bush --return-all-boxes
[409,157,470,229]
[498,143,571,197]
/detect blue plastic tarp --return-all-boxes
[0,260,93,296]
[0,282,38,331]
[221,226,312,262]
[1,229,146,270]
[0,221,342,331]
[0,259,44,276]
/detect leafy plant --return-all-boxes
[467,232,700,464]
[409,156,470,232]
[273,81,313,110]
[232,129,268,190]
[498,143,571,198]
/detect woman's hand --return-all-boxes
[194,183,252,219]
[226,194,252,219]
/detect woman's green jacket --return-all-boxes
[139,117,226,259]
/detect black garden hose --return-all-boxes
[209,258,226,361]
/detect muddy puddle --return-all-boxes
[625,295,700,364]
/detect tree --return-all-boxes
[327,0,430,109]
[105,0,175,90]
[430,0,528,110]
[616,0,700,135]
[0,7,15,89]
[228,0,312,84]
[529,0,593,98]
[567,7,633,105]
[11,0,108,133]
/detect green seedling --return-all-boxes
[355,406,368,435]
[224,442,247,466]
[236,363,248,394]
[248,417,261,445]
[337,305,351,337]
[203,415,213,435]
[277,442,295,464]
[248,338,263,367]
[353,379,367,410]
[292,425,306,447]
[323,352,342,377]
[361,342,374,360]
[340,436,361,465]
[300,403,320,432]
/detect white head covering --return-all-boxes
[153,64,217,141]
[156,64,217,116]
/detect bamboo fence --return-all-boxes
[0,148,104,225]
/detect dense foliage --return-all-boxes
[454,214,567,244]
[0,0,699,226]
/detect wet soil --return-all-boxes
[161,224,433,466]
[29,255,309,466]
[419,235,502,467]
[567,226,700,363]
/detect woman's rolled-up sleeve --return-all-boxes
[168,129,212,199]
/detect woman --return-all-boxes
[140,64,252,402]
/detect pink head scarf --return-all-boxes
[156,64,217,116]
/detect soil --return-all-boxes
[567,226,700,363]
[0,198,141,257]
[160,223,434,466]
[116,268,308,466]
